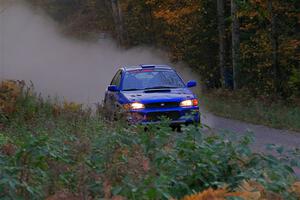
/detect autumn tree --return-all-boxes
[145,0,219,88]
[109,0,126,45]
[26,0,300,98]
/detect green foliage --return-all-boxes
[0,90,299,199]
[91,124,299,199]
[203,89,300,131]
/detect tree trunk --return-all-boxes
[268,0,280,94]
[231,0,240,90]
[148,5,156,44]
[110,0,125,45]
[217,0,225,87]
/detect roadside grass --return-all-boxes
[202,89,300,132]
[0,81,300,199]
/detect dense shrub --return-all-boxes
[0,80,23,115]
[0,81,299,199]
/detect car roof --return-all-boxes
[122,64,173,72]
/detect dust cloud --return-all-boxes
[0,1,199,105]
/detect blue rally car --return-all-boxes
[104,65,200,126]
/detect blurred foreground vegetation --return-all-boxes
[1,81,300,199]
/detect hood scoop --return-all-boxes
[144,89,171,93]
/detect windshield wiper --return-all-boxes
[144,86,178,90]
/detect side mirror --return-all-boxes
[187,80,197,88]
[108,85,119,92]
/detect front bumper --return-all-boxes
[126,106,200,125]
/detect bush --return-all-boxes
[0,83,299,199]
[89,124,299,199]
[0,80,23,115]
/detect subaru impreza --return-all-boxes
[104,65,200,126]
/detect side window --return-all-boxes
[110,70,122,87]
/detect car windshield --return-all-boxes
[122,69,185,91]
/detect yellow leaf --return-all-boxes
[291,182,300,197]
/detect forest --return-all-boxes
[26,0,300,99]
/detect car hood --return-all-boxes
[121,88,195,103]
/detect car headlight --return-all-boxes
[124,102,145,110]
[180,99,198,107]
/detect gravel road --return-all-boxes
[202,111,300,150]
